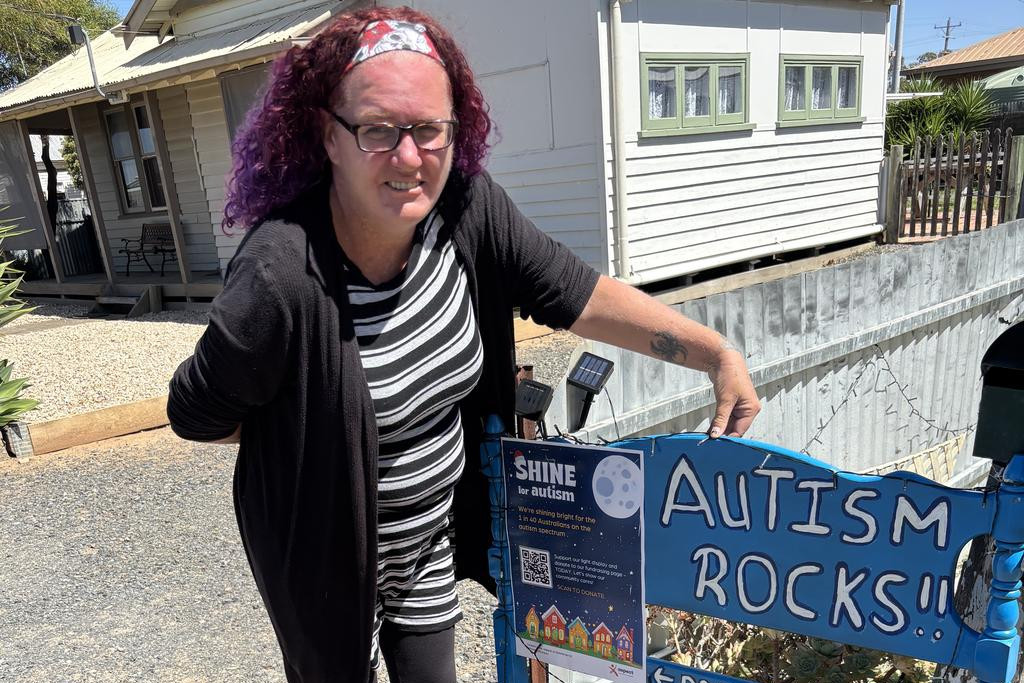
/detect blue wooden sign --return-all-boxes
[480,417,1024,683]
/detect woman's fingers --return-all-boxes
[708,355,761,439]
[709,394,737,439]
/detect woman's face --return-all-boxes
[323,51,455,236]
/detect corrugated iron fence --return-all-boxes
[4,198,103,279]
[885,129,1024,241]
[566,219,1024,483]
[53,198,103,277]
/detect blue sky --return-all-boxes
[892,0,1022,64]
[106,0,1022,64]
[109,0,133,19]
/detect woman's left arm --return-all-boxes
[570,275,761,438]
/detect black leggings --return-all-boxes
[375,621,457,683]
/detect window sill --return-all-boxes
[116,209,169,221]
[775,117,865,129]
[638,122,757,139]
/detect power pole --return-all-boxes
[935,17,961,53]
[890,0,905,92]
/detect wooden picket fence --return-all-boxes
[884,128,1024,242]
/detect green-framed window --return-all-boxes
[641,53,752,137]
[778,55,863,127]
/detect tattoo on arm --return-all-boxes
[651,331,689,364]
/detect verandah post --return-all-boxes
[974,454,1024,683]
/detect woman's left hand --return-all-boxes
[571,275,762,438]
[706,349,760,438]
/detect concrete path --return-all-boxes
[0,428,498,682]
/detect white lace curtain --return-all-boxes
[718,66,741,115]
[811,66,832,110]
[784,66,805,111]
[684,67,710,117]
[837,66,856,109]
[648,67,676,119]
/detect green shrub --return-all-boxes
[885,80,995,154]
[0,217,38,431]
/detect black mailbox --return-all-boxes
[973,321,1024,465]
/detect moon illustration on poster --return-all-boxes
[592,455,642,519]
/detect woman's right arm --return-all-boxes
[167,251,294,442]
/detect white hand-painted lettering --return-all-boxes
[737,554,778,613]
[789,480,834,535]
[662,456,715,528]
[841,489,879,543]
[831,565,869,629]
[752,467,795,531]
[785,564,823,619]
[871,573,909,633]
[918,574,932,612]
[692,545,728,606]
[892,496,949,549]
[716,473,751,530]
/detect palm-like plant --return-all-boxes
[944,80,996,133]
[0,217,39,432]
[885,78,996,155]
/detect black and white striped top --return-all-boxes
[344,210,483,669]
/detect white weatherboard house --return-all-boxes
[0,0,894,302]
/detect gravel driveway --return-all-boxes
[2,303,579,424]
[2,304,207,423]
[0,304,582,681]
[0,428,498,682]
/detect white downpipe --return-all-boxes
[609,0,633,282]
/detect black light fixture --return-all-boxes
[514,378,554,439]
[566,352,614,432]
[67,24,87,45]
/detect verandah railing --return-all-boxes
[885,129,1024,242]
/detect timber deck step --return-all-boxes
[95,296,139,306]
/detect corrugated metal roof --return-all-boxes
[0,2,337,119]
[907,27,1024,73]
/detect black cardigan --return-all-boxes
[167,171,600,683]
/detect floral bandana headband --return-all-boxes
[346,20,445,73]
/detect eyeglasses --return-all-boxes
[325,110,458,153]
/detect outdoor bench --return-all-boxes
[117,223,177,277]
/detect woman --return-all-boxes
[167,7,760,683]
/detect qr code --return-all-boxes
[519,546,552,588]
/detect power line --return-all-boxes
[0,2,79,22]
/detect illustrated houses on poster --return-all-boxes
[525,607,540,639]
[568,617,591,651]
[542,605,567,645]
[592,622,614,658]
[615,625,635,662]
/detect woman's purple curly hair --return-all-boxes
[222,7,491,232]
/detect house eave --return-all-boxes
[120,0,162,48]
[0,41,303,124]
[905,55,1024,78]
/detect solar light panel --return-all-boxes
[515,379,554,421]
[566,352,614,393]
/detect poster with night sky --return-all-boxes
[501,438,646,683]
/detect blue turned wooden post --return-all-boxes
[481,415,529,683]
[975,453,1024,683]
